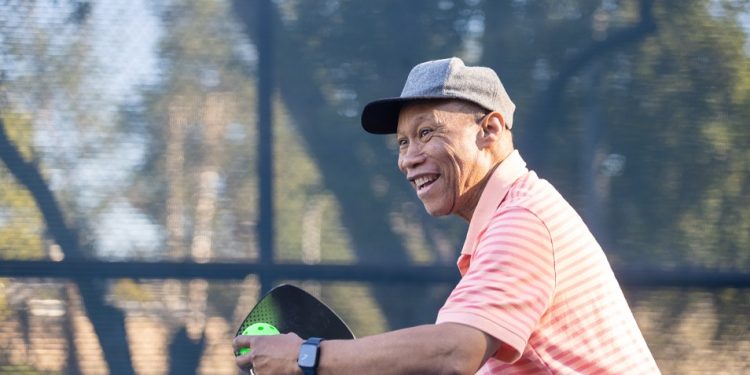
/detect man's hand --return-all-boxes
[233,332,304,374]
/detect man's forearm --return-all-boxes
[317,323,497,375]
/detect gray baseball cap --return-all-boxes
[361,57,515,134]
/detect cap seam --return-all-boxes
[442,58,458,96]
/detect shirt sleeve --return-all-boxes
[436,206,555,363]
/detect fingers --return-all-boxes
[233,335,253,352]
[233,335,254,372]
[235,354,253,373]
[235,353,253,373]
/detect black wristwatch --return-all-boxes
[298,337,323,375]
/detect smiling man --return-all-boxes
[234,57,660,375]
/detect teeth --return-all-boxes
[414,176,436,189]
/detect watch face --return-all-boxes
[298,344,318,367]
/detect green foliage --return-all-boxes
[273,103,355,263]
[604,0,750,266]
[0,365,57,375]
[111,279,154,303]
[0,113,45,260]
[0,279,9,321]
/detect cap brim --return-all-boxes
[361,97,407,134]
[361,96,452,134]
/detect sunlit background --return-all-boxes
[1,0,750,374]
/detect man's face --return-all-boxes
[396,101,490,219]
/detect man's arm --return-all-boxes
[234,322,500,375]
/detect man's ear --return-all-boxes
[477,112,505,149]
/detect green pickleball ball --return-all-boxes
[238,323,280,355]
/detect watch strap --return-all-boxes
[299,337,324,375]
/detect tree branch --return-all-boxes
[0,120,81,258]
[0,118,135,375]
[524,0,658,169]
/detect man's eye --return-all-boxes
[397,138,408,147]
[419,128,432,138]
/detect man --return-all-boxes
[234,57,660,374]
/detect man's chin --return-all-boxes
[421,202,451,217]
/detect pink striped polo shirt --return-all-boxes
[436,151,659,374]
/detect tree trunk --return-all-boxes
[0,119,136,375]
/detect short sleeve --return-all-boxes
[436,207,555,363]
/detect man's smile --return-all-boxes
[409,173,440,196]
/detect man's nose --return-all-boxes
[399,143,425,170]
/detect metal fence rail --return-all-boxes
[2,259,750,288]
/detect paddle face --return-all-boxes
[234,284,354,356]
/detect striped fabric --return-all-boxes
[436,151,660,374]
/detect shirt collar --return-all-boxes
[460,150,528,255]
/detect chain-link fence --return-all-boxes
[2,1,750,374]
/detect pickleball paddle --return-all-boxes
[234,284,355,356]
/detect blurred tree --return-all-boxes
[129,0,262,263]
[122,0,261,371]
[121,0,389,368]
[0,1,136,373]
[605,0,750,267]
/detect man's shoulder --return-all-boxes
[496,171,577,224]
[501,171,560,206]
